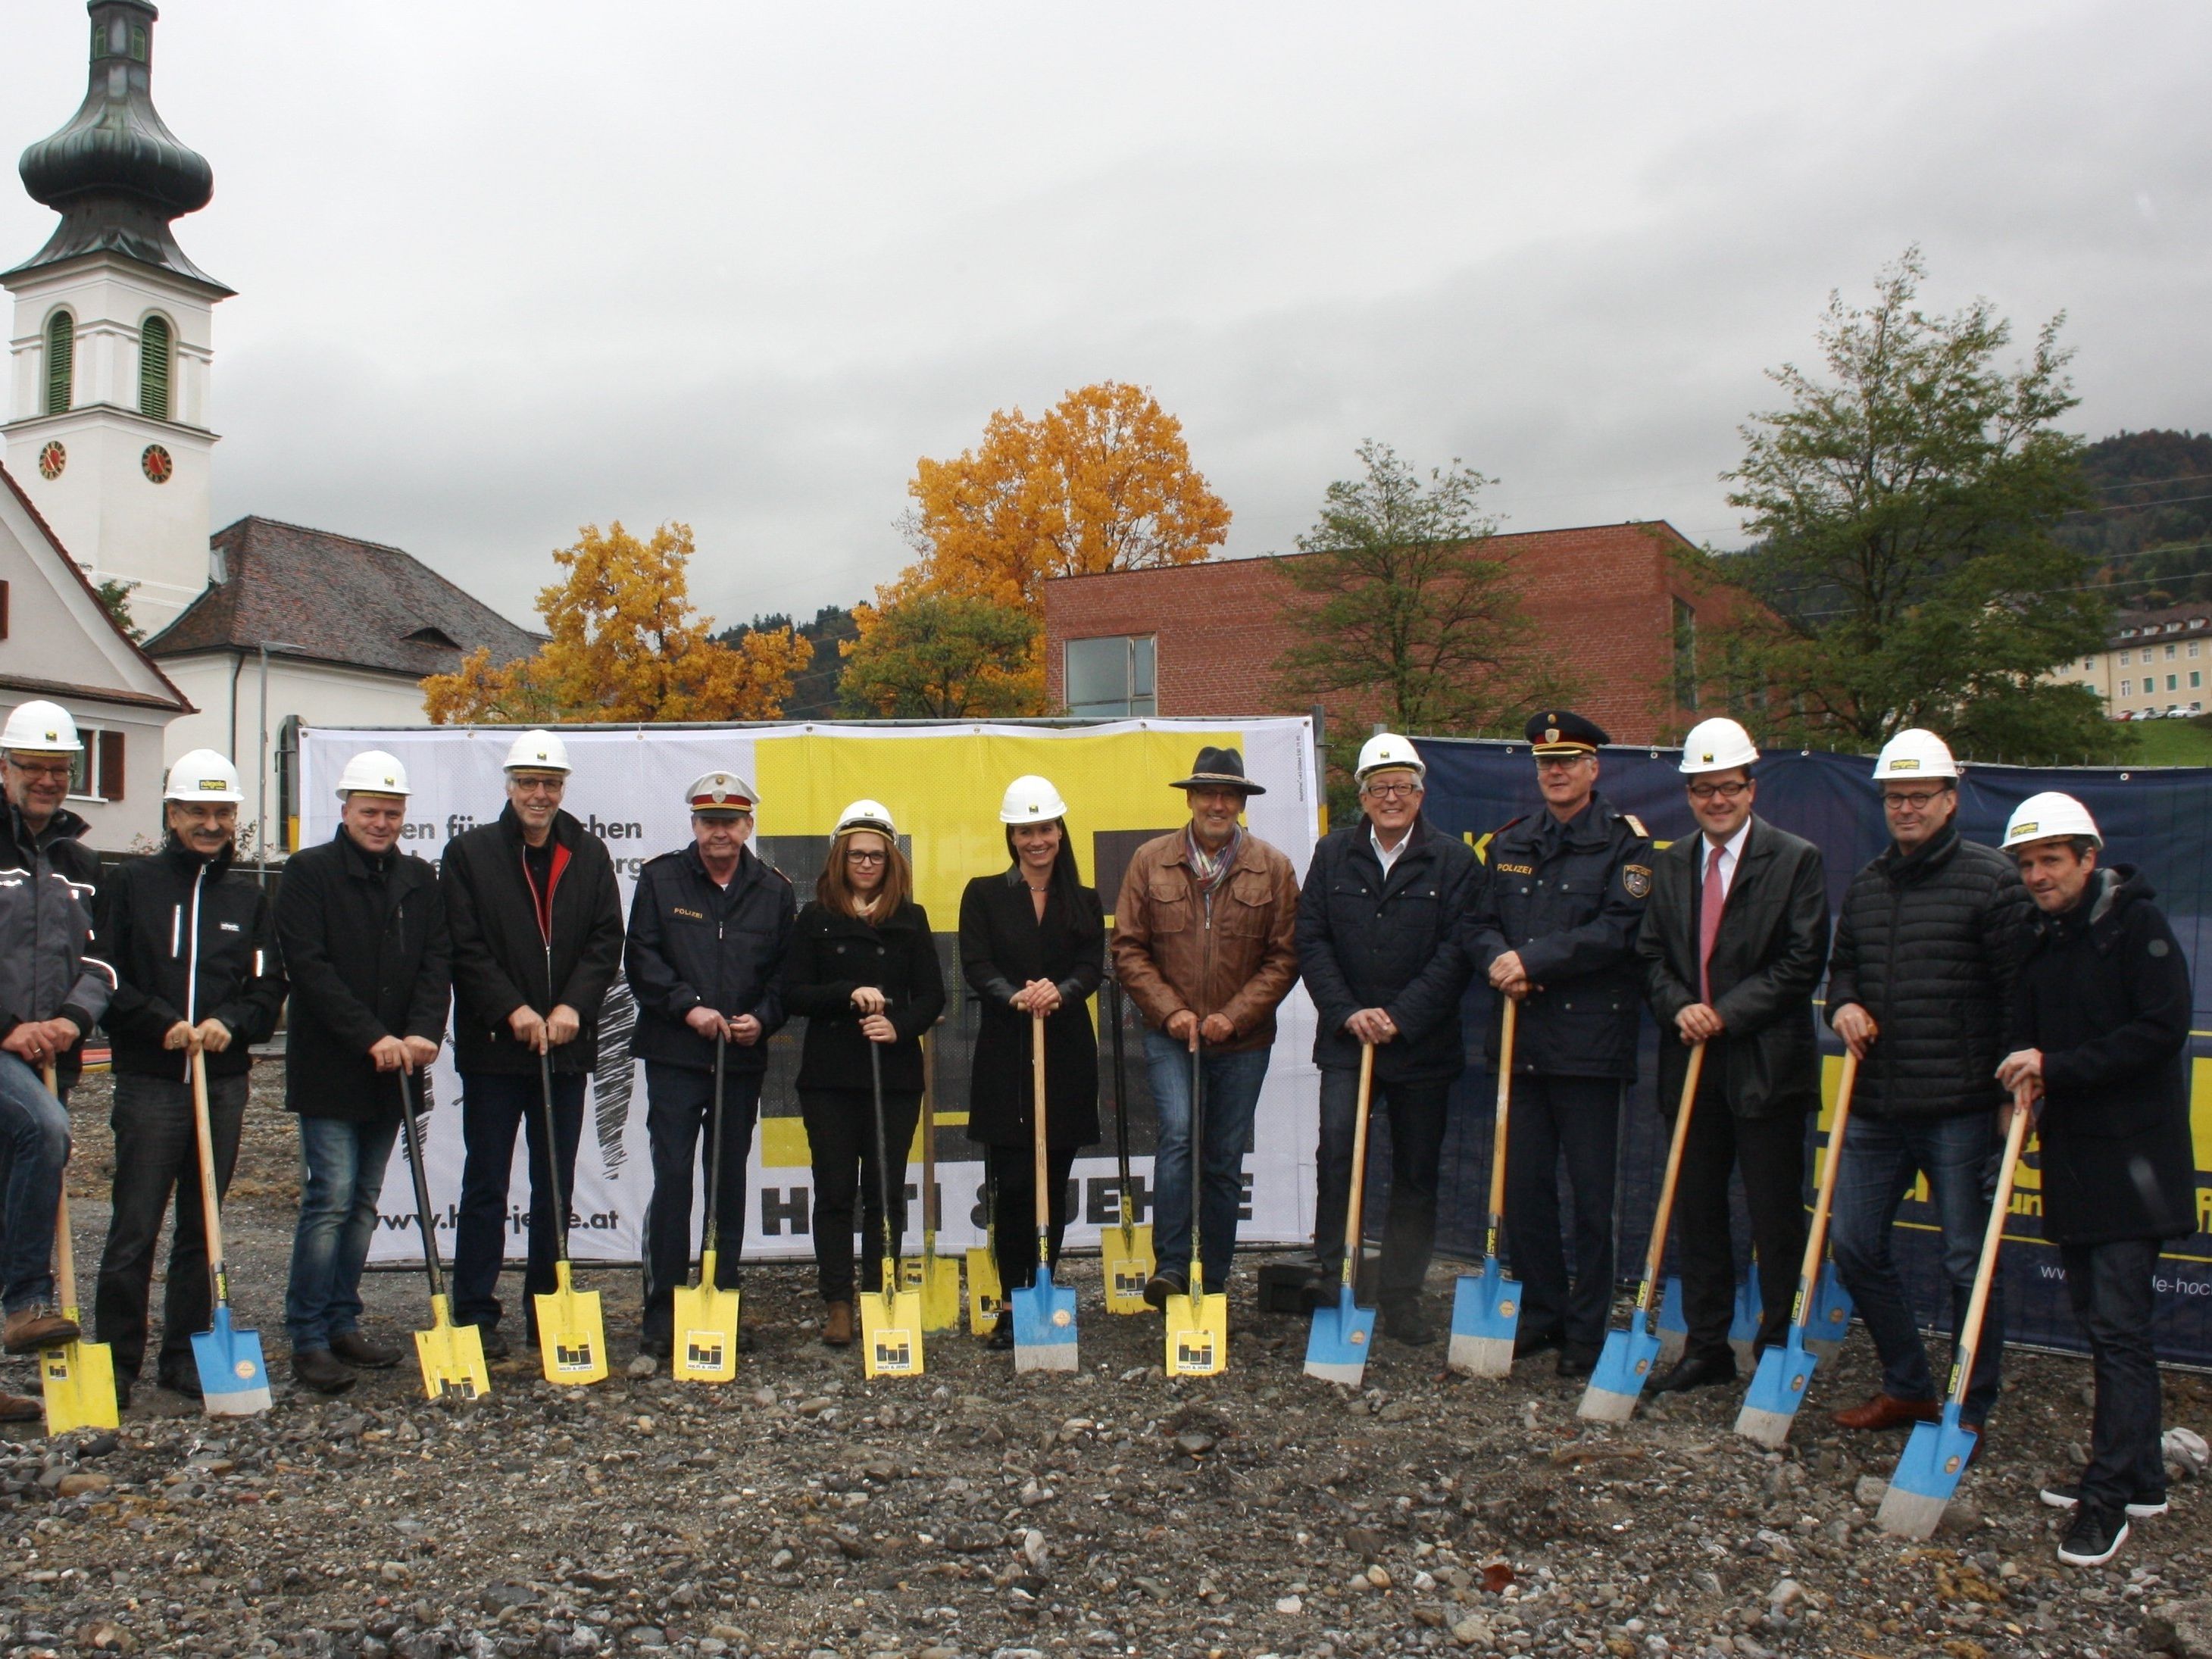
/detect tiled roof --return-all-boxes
[147,517,542,678]
[2104,603,2212,648]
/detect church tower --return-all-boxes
[3,0,228,636]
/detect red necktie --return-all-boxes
[1698,839,1726,1003]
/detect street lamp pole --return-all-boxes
[256,640,300,880]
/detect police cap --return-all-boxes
[1526,710,1609,757]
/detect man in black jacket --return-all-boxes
[626,770,792,1361]
[441,730,624,1358]
[1636,717,1829,1393]
[1295,733,1481,1344]
[1467,710,1651,1376]
[273,751,451,1394]
[95,750,286,1404]
[1823,729,2028,1439]
[1998,792,2196,1569]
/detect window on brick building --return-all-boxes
[1671,598,1698,712]
[1065,634,1157,717]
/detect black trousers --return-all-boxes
[95,1070,247,1384]
[1311,1068,1452,1304]
[800,1086,920,1301]
[1503,1074,1623,1349]
[451,1069,586,1335]
[1673,1076,1805,1360]
[639,1061,763,1341]
[986,1141,1077,1298]
[2062,1238,2169,1510]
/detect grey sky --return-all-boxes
[5,2,2206,633]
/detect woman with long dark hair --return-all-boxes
[958,775,1104,1349]
[780,800,945,1347]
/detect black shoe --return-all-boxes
[639,1333,673,1361]
[114,1376,133,1413]
[158,1368,204,1403]
[2040,1480,2168,1519]
[2057,1502,2130,1567]
[474,1324,510,1360]
[1649,1351,1737,1395]
[1143,1270,1187,1311]
[1381,1299,1436,1346]
[1557,1341,1601,1379]
[330,1331,402,1369]
[1513,1325,1565,1361]
[291,1348,358,1395]
[986,1314,1015,1351]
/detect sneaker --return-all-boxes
[2057,1502,2130,1567]
[330,1331,403,1369]
[2,1304,80,1354]
[2039,1481,2169,1518]
[1142,1270,1188,1311]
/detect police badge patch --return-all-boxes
[1622,864,1652,899]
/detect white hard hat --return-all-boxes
[2001,791,2101,852]
[1871,728,1958,783]
[1,699,82,755]
[335,749,411,800]
[1679,716,1760,775]
[687,770,758,814]
[503,729,571,774]
[164,748,243,803]
[998,774,1069,826]
[835,798,898,839]
[1355,733,1426,783]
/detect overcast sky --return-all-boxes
[5,2,2207,633]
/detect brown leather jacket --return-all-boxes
[1110,827,1301,1053]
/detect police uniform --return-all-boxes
[1466,711,1652,1361]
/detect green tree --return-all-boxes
[838,589,1042,718]
[95,578,143,642]
[1718,248,2116,761]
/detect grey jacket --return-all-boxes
[0,796,114,1085]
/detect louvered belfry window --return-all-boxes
[139,314,173,420]
[45,312,73,414]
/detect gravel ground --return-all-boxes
[3,1064,2208,1659]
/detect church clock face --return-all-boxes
[141,443,173,484]
[36,441,65,480]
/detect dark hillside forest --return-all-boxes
[2058,428,2212,608]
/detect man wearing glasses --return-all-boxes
[1823,730,2027,1441]
[441,730,624,1358]
[1636,717,1829,1393]
[1466,711,1652,1376]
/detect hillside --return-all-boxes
[714,604,858,720]
[2057,428,2212,607]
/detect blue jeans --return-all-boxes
[285,1114,400,1350]
[1828,1110,2004,1423]
[451,1070,586,1334]
[0,1054,70,1314]
[1142,1029,1269,1288]
[2060,1238,2167,1510]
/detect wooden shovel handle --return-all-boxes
[189,1049,229,1289]
[1343,1042,1376,1277]
[1947,1086,2032,1409]
[1031,1011,1051,1238]
[44,1063,76,1311]
[1637,1041,1707,1303]
[1789,1049,1858,1327]
[1486,998,1517,1225]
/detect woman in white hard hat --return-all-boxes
[958,776,1104,1349]
[780,801,945,1347]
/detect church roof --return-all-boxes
[147,517,542,681]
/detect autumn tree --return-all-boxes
[422,521,810,723]
[839,583,1042,718]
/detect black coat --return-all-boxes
[1296,815,1482,1083]
[1824,824,2030,1120]
[780,898,945,1095]
[98,836,287,1081]
[624,842,795,1074]
[1466,793,1651,1080]
[272,829,451,1121]
[441,805,625,1076]
[1638,815,1829,1120]
[0,798,108,1086]
[2011,866,2196,1245]
[959,869,1104,1148]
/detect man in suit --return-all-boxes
[1635,716,1829,1393]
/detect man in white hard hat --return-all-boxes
[623,770,793,1364]
[272,751,451,1394]
[0,701,112,1417]
[95,751,286,1407]
[1634,717,1829,1393]
[439,730,623,1358]
[1823,730,2029,1442]
[1996,794,2195,1568]
[1294,733,1482,1343]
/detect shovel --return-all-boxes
[1304,1042,1378,1386]
[672,1035,741,1383]
[532,1049,607,1385]
[1164,1036,1229,1376]
[394,1067,490,1401]
[1449,998,1522,1377]
[1099,978,1155,1315]
[1736,1050,1859,1446]
[1728,1270,1764,1367]
[965,1165,1006,1336]
[861,1040,924,1377]
[1876,1086,2031,1538]
[187,1050,270,1415]
[37,1063,117,1434]
[1012,1011,1079,1371]
[902,1033,962,1333]
[1579,1041,1706,1423]
[1804,1259,1856,1359]
[1655,1275,1689,1368]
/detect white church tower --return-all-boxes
[3,0,227,637]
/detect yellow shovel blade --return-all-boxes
[1101,1223,1156,1315]
[671,1250,740,1383]
[39,1315,119,1436]
[911,1252,962,1333]
[862,1284,925,1378]
[535,1260,608,1386]
[964,1246,1005,1336]
[1164,1288,1229,1376]
[414,1295,491,1401]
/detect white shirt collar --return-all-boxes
[1370,821,1409,873]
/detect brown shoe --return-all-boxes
[0,1391,40,1423]
[1832,1392,1943,1432]
[823,1301,854,1348]
[2,1304,80,1355]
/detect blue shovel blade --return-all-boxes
[1877,1401,1978,1536]
[1447,1258,1520,1376]
[1011,1269,1079,1372]
[1806,1262,1854,1354]
[1579,1319,1659,1421]
[1655,1276,1688,1362]
[1304,1284,1374,1386]
[192,1305,270,1416]
[1736,1333,1817,1445]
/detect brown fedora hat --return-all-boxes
[1172,745,1265,795]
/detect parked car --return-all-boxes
[2166,705,2189,718]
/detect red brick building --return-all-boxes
[1042,520,1752,744]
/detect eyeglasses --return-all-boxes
[1535,755,1594,772]
[6,760,73,781]
[1363,782,1421,800]
[1882,790,1946,811]
[510,776,565,795]
[845,848,887,865]
[1687,781,1751,801]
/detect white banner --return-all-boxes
[297,719,1321,1267]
